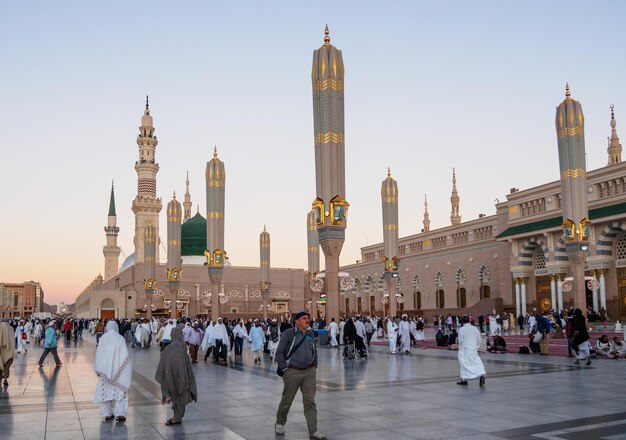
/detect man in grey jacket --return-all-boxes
[274,311,326,440]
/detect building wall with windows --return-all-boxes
[0,281,44,318]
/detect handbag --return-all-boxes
[21,332,27,340]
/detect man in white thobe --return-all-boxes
[387,317,398,354]
[398,315,411,354]
[328,318,339,347]
[457,316,486,387]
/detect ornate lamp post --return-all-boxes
[205,147,227,322]
[381,168,400,317]
[556,84,590,310]
[166,193,182,319]
[143,221,157,319]
[260,226,271,320]
[311,26,349,322]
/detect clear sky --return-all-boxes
[1,1,625,305]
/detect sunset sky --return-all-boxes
[1,1,625,304]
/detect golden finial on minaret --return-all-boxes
[197,205,200,214]
[387,166,391,178]
[324,24,330,44]
[611,104,615,119]
[213,145,218,158]
[565,83,571,99]
[264,224,266,231]
[172,191,176,199]
[145,95,149,109]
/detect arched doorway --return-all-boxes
[100,298,115,320]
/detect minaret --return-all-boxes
[307,210,320,321]
[259,226,271,320]
[423,194,430,232]
[608,105,622,165]
[382,167,399,316]
[103,181,121,280]
[556,83,590,310]
[205,146,226,322]
[166,192,183,318]
[312,25,349,321]
[183,171,192,222]
[132,96,162,263]
[450,168,461,225]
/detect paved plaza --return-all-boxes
[1,333,626,440]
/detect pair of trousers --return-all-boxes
[188,344,199,362]
[1,358,13,381]
[213,339,227,363]
[276,367,317,435]
[38,347,61,365]
[99,398,128,417]
[234,336,243,355]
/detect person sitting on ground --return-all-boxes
[609,337,626,359]
[596,335,611,356]
[529,329,541,353]
[435,329,448,347]
[487,335,507,353]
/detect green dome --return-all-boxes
[181,212,207,256]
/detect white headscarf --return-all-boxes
[94,321,132,393]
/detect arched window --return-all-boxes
[534,247,546,269]
[616,232,626,260]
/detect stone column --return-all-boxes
[550,275,557,313]
[557,274,564,312]
[599,270,607,310]
[515,278,521,317]
[520,279,527,316]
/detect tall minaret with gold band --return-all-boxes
[382,167,399,316]
[103,181,121,280]
[307,210,320,320]
[183,171,192,222]
[312,25,349,321]
[556,84,590,310]
[132,96,162,263]
[259,226,271,320]
[205,146,226,321]
[423,194,430,233]
[450,168,461,225]
[608,105,622,165]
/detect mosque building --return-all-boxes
[76,29,626,321]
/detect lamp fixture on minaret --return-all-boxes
[259,225,271,320]
[311,25,349,321]
[381,167,401,316]
[556,83,590,310]
[143,221,157,319]
[103,181,121,280]
[132,96,162,264]
[166,192,183,318]
[608,105,622,165]
[205,146,227,322]
[450,168,461,225]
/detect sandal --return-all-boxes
[166,418,181,425]
[104,415,114,421]
[115,416,126,422]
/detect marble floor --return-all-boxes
[2,334,626,440]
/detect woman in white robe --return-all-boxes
[457,317,486,386]
[94,321,132,421]
[398,315,411,353]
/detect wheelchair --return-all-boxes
[342,340,367,360]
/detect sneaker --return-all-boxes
[274,423,285,435]
[586,359,592,366]
[479,376,486,387]
[456,380,468,386]
[310,432,327,440]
